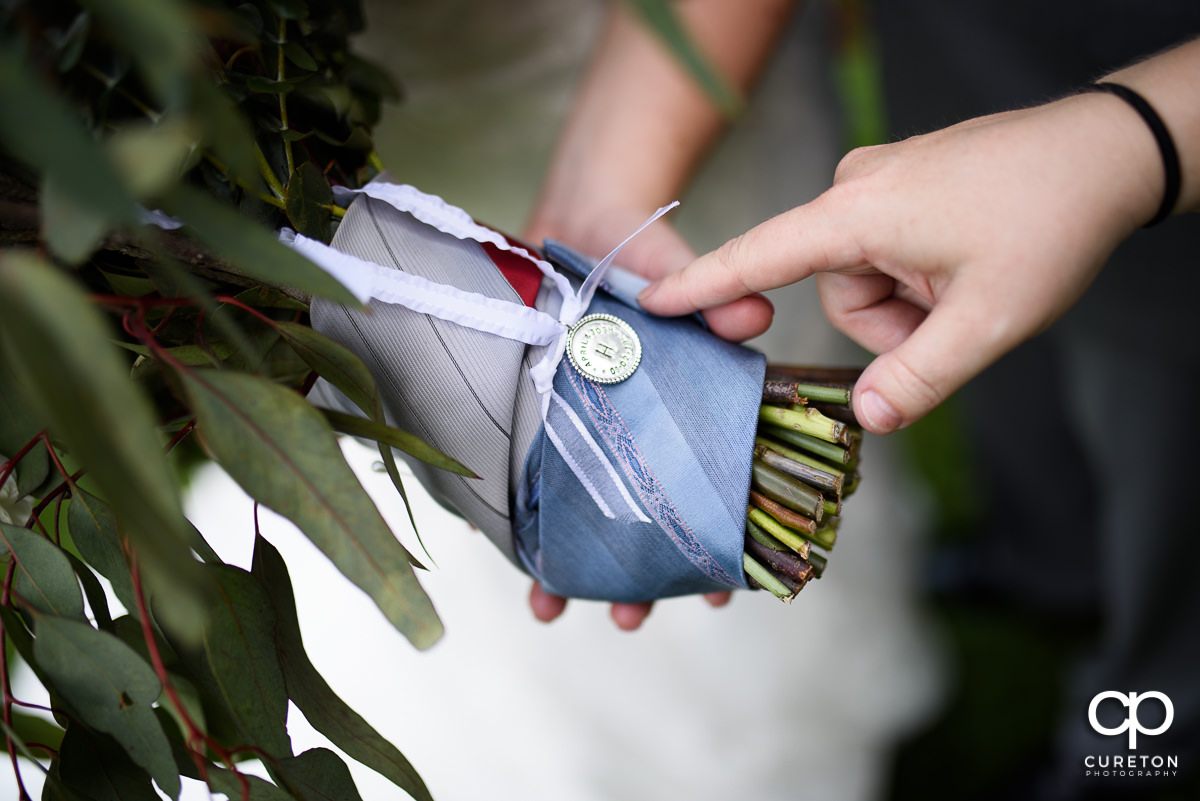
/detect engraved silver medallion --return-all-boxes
[566,313,642,384]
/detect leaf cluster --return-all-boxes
[0,0,461,797]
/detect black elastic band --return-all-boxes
[1087,81,1181,228]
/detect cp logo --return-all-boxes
[1088,691,1174,749]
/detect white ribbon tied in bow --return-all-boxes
[284,182,675,522]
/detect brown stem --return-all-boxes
[762,381,804,405]
[749,490,817,536]
[744,535,815,587]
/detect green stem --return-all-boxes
[760,423,850,465]
[743,553,792,600]
[277,19,294,177]
[255,145,286,200]
[747,507,811,557]
[746,518,787,551]
[751,459,824,521]
[792,383,852,405]
[758,404,848,445]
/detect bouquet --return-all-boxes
[304,181,864,603]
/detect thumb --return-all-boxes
[852,293,1018,434]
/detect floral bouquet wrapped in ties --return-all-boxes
[303,181,862,603]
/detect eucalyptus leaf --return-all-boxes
[270,321,433,560]
[41,174,110,265]
[282,41,318,72]
[0,523,85,620]
[0,253,208,642]
[246,75,296,95]
[181,369,442,649]
[321,408,476,478]
[77,0,193,105]
[0,361,49,497]
[160,707,291,801]
[106,118,196,200]
[66,489,137,616]
[274,748,364,801]
[34,616,181,799]
[232,286,309,311]
[158,564,290,758]
[65,551,114,630]
[252,536,433,801]
[285,161,333,243]
[54,11,91,73]
[56,724,161,801]
[163,184,360,307]
[0,44,136,227]
[264,0,310,21]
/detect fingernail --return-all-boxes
[860,390,902,434]
[636,282,659,306]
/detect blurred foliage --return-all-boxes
[0,0,455,796]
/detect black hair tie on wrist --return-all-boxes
[1086,81,1181,228]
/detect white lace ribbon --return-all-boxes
[292,182,675,523]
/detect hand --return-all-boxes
[638,91,1164,433]
[529,581,732,631]
[525,208,774,343]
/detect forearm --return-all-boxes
[1101,36,1200,221]
[527,0,796,243]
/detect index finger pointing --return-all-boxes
[637,196,862,317]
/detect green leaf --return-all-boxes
[181,369,442,649]
[54,11,91,73]
[41,173,110,265]
[622,0,742,117]
[246,75,296,95]
[271,321,434,563]
[0,253,208,642]
[77,0,194,105]
[252,537,433,801]
[0,524,84,620]
[0,44,136,227]
[163,184,360,307]
[274,748,364,801]
[321,408,476,478]
[282,41,318,72]
[232,286,309,311]
[264,0,310,20]
[65,551,114,630]
[34,616,180,799]
[161,708,292,801]
[285,162,333,243]
[158,565,290,758]
[66,489,137,616]
[56,724,161,801]
[106,118,196,200]
[0,360,48,497]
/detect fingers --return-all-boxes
[851,284,1020,433]
[704,591,733,608]
[529,582,568,622]
[610,602,654,630]
[638,196,863,317]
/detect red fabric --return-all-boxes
[481,235,543,308]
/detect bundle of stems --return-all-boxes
[743,365,863,601]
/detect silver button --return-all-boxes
[566,313,642,384]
